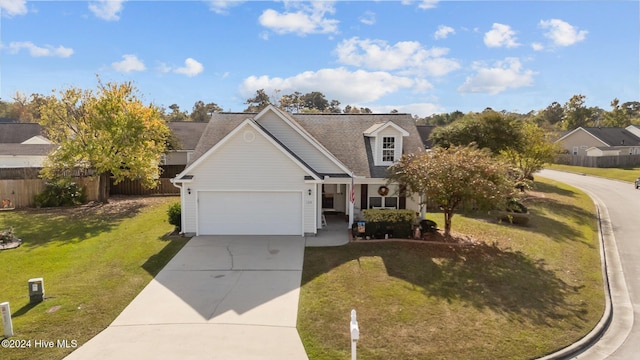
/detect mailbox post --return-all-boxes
[350,309,359,360]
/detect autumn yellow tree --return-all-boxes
[39,78,170,202]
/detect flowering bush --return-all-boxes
[0,227,17,244]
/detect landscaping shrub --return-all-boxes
[505,198,528,213]
[492,198,530,226]
[167,202,181,232]
[419,219,438,233]
[362,209,415,223]
[34,179,87,207]
[353,209,416,239]
[0,227,17,244]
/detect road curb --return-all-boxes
[536,196,613,359]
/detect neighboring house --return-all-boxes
[554,126,640,156]
[164,121,209,166]
[172,105,425,236]
[0,123,56,168]
[625,124,640,139]
[0,144,57,168]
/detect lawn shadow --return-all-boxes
[523,195,596,248]
[0,201,146,250]
[141,235,190,277]
[302,242,589,326]
[532,179,579,198]
[11,301,38,318]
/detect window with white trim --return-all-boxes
[382,137,395,162]
[368,196,398,209]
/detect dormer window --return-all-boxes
[363,121,410,166]
[382,137,395,162]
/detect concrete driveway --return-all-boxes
[65,236,309,360]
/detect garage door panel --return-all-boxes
[198,192,302,235]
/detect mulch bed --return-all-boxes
[350,229,480,247]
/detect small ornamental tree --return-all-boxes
[500,121,560,182]
[387,145,516,236]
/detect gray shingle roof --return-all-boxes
[167,121,209,150]
[582,127,640,146]
[0,144,57,156]
[189,110,424,178]
[0,123,44,143]
[291,113,423,177]
[416,125,435,149]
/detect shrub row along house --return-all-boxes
[171,105,427,236]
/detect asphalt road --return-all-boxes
[538,169,638,360]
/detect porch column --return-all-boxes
[317,183,323,229]
[348,182,354,229]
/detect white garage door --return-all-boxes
[197,191,303,235]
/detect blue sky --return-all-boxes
[1,0,638,117]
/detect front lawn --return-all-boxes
[298,177,604,359]
[0,196,188,360]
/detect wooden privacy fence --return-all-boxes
[556,154,640,168]
[110,178,179,196]
[0,177,99,208]
[109,165,184,195]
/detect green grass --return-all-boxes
[298,177,604,360]
[547,164,640,182]
[0,197,188,360]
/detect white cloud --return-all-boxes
[89,0,125,21]
[207,0,244,15]
[112,54,146,73]
[335,37,460,77]
[458,58,536,94]
[7,41,73,57]
[157,62,172,74]
[539,19,587,47]
[400,0,439,10]
[359,11,375,25]
[418,0,439,10]
[258,2,339,35]
[174,58,204,77]
[484,23,520,48]
[0,0,27,16]
[434,25,455,40]
[531,42,544,51]
[240,68,417,104]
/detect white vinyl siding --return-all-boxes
[181,122,316,235]
[257,110,344,174]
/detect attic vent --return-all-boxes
[243,130,255,143]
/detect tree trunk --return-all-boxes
[443,210,453,237]
[98,172,110,203]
